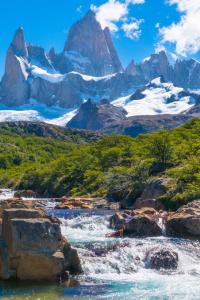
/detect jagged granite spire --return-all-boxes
[62,10,123,76]
[0,28,30,106]
[11,27,28,57]
[49,47,56,61]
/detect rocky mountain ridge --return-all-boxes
[68,77,200,136]
[0,10,200,111]
[126,51,200,89]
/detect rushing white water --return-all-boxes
[60,211,200,300]
[1,190,200,299]
[0,189,15,201]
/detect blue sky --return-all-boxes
[0,0,200,78]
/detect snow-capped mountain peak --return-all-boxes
[112,77,196,117]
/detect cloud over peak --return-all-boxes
[91,0,145,39]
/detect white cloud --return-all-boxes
[76,5,83,13]
[159,0,200,55]
[91,0,128,32]
[122,19,143,39]
[155,22,160,29]
[126,0,145,4]
[91,0,145,37]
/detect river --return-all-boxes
[0,191,200,299]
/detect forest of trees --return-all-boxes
[1,119,200,210]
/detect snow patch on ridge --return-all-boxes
[0,100,77,126]
[31,65,118,84]
[31,65,66,83]
[69,71,118,82]
[112,77,195,116]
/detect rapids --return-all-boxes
[56,209,200,300]
[0,191,200,299]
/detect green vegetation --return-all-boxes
[1,119,200,209]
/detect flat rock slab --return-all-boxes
[5,218,62,254]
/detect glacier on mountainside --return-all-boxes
[112,77,196,117]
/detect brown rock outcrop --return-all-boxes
[110,208,163,237]
[166,200,200,239]
[0,203,82,281]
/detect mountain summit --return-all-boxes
[0,27,30,106]
[57,10,123,76]
[0,10,200,114]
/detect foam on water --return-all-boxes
[60,211,200,300]
[0,189,14,201]
[1,191,200,299]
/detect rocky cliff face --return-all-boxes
[126,51,173,83]
[0,28,30,106]
[68,99,127,131]
[174,59,200,89]
[67,78,200,136]
[126,51,200,89]
[28,44,54,70]
[0,12,129,108]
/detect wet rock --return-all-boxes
[3,218,62,255]
[0,199,47,219]
[134,199,165,211]
[166,200,200,239]
[110,208,163,237]
[14,190,37,198]
[110,212,129,230]
[55,196,117,210]
[146,247,178,270]
[63,242,83,275]
[124,215,162,237]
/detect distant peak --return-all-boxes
[150,76,165,86]
[85,9,96,19]
[11,27,28,57]
[49,47,56,60]
[104,27,111,33]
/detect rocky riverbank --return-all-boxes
[109,200,200,240]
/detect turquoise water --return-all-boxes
[1,208,200,299]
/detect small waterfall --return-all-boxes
[60,210,200,299]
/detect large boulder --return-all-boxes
[110,208,163,237]
[166,200,200,239]
[3,218,62,255]
[0,198,45,218]
[0,204,82,282]
[124,214,162,237]
[146,247,178,270]
[133,178,168,210]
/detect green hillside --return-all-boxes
[1,119,200,210]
